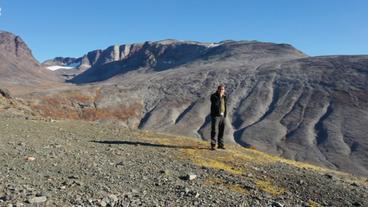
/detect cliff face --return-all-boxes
[0,31,37,62]
[68,40,221,83]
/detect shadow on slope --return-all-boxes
[91,140,209,150]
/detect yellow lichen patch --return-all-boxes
[307,200,321,207]
[136,132,280,175]
[278,159,331,173]
[276,159,366,185]
[133,130,368,187]
[228,183,249,195]
[228,145,283,165]
[255,179,285,196]
[136,132,209,150]
[183,149,243,175]
[204,176,249,195]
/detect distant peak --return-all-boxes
[154,39,181,44]
[0,30,21,37]
[151,39,225,48]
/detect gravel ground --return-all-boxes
[0,118,367,207]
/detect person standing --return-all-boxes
[210,84,227,150]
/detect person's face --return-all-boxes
[218,87,225,96]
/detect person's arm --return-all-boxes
[224,95,228,117]
[210,94,215,103]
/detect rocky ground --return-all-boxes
[0,117,367,207]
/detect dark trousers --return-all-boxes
[211,115,225,147]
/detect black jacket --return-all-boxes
[210,92,227,117]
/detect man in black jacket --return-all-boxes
[210,84,227,150]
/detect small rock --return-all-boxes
[324,173,334,179]
[298,180,305,185]
[351,182,359,187]
[74,181,83,186]
[99,200,107,207]
[87,198,94,204]
[0,195,9,201]
[27,196,47,204]
[270,201,284,207]
[68,175,79,179]
[188,174,197,180]
[25,156,36,161]
[36,192,48,197]
[160,169,170,175]
[108,194,118,203]
[0,88,11,98]
[125,193,133,199]
[18,142,26,146]
[182,173,197,181]
[352,201,362,206]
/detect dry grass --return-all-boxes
[255,179,285,196]
[142,131,368,183]
[204,176,249,195]
[136,132,291,196]
[183,149,243,175]
[132,130,368,197]
[307,200,321,207]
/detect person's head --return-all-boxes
[217,84,225,96]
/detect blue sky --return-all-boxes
[0,0,367,61]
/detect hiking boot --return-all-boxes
[210,145,216,150]
[218,146,226,150]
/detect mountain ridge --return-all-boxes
[42,39,306,82]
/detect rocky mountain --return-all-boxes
[2,32,368,177]
[43,40,226,82]
[0,31,62,94]
[65,40,305,84]
[43,56,79,67]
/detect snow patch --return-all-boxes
[47,66,75,71]
[46,61,81,71]
[207,43,221,48]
